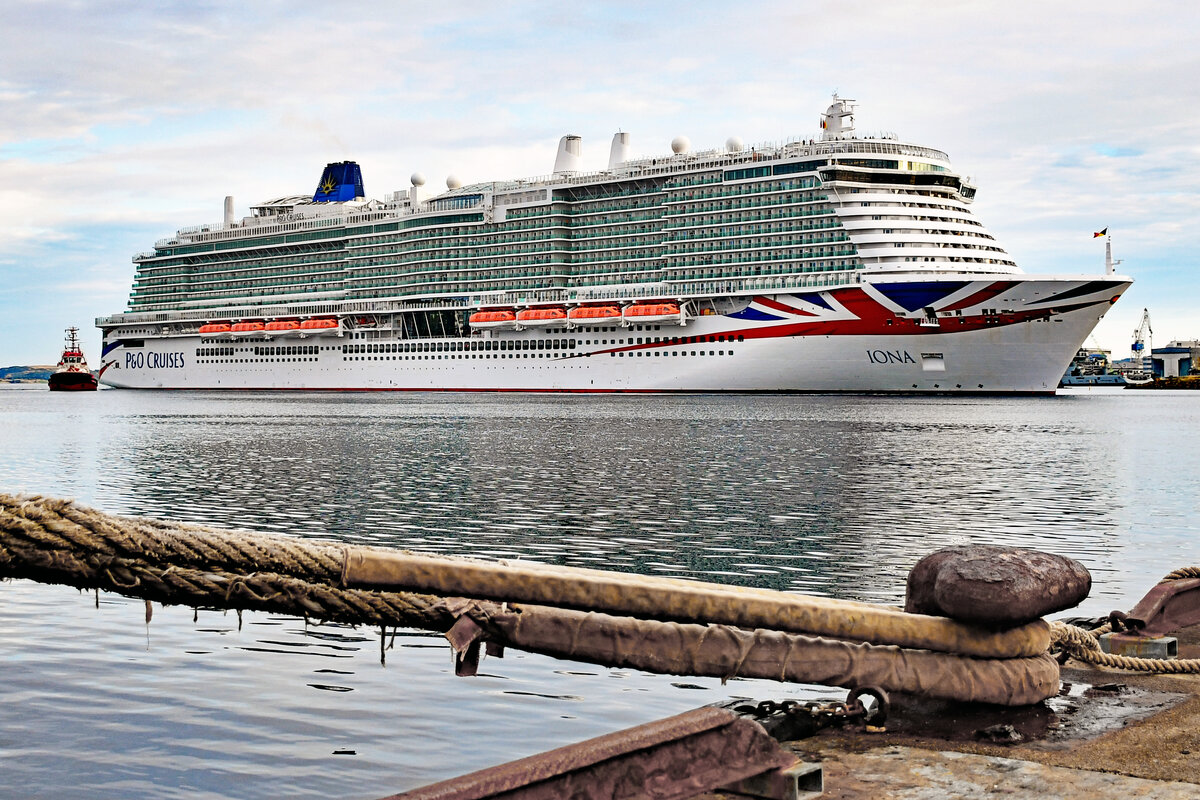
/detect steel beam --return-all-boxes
[380,706,820,800]
[1124,578,1200,637]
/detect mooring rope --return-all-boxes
[2,494,347,581]
[3,493,1199,682]
[1049,564,1200,674]
[1163,566,1200,581]
[0,495,488,634]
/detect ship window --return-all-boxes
[724,165,771,181]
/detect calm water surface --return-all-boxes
[1,386,1197,798]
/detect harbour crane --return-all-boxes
[1132,308,1152,370]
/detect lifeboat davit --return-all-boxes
[299,318,340,336]
[198,323,232,338]
[469,310,518,330]
[568,305,622,325]
[515,308,568,328]
[231,322,265,336]
[622,302,683,325]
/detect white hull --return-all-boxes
[99,277,1130,394]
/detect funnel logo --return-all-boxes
[312,161,365,203]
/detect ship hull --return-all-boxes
[48,372,98,391]
[98,276,1130,394]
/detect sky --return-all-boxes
[1,0,1197,365]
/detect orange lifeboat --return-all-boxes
[300,318,338,331]
[515,308,568,327]
[567,305,622,325]
[199,323,232,336]
[469,310,518,330]
[264,320,302,337]
[231,322,265,334]
[623,302,683,325]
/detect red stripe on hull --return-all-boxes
[940,281,1021,313]
[581,290,1110,358]
[753,295,818,316]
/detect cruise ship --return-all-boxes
[96,97,1130,393]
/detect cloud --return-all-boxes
[2,0,1200,362]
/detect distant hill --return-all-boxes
[1,365,56,382]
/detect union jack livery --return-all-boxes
[97,97,1129,393]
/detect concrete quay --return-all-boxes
[772,623,1200,799]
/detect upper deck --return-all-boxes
[109,98,1015,323]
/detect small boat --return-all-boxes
[1060,373,1128,386]
[469,310,518,330]
[264,320,302,337]
[622,302,683,325]
[231,322,265,335]
[515,308,568,328]
[568,305,622,326]
[48,327,98,391]
[198,322,233,338]
[299,318,339,334]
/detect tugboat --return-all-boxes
[48,327,98,391]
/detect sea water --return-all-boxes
[0,386,1196,798]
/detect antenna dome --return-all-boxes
[446,175,462,189]
[726,136,743,152]
[671,136,690,154]
[410,172,426,187]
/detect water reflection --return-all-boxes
[8,391,1145,602]
[3,388,1194,605]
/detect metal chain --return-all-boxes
[737,686,889,730]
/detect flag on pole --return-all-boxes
[1093,227,1108,238]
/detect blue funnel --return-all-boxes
[312,162,365,202]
